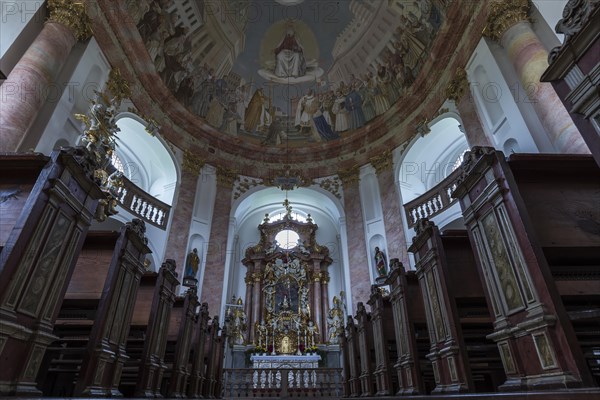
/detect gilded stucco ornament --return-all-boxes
[483,0,531,42]
[182,149,205,175]
[337,166,360,187]
[370,151,393,175]
[216,167,238,187]
[74,68,131,221]
[47,0,92,41]
[446,68,469,102]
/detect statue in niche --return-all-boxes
[307,321,319,348]
[185,248,200,278]
[374,246,388,277]
[256,320,267,349]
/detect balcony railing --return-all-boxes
[222,368,343,398]
[404,168,462,229]
[116,177,171,229]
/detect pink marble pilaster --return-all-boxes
[0,22,77,152]
[457,89,493,148]
[342,183,371,311]
[200,180,234,315]
[376,166,409,266]
[501,22,589,154]
[321,274,330,342]
[164,170,198,280]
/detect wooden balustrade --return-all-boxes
[404,168,462,228]
[116,177,171,229]
[222,368,343,398]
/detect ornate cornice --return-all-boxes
[446,68,469,102]
[47,0,92,41]
[370,151,393,175]
[216,166,238,188]
[337,166,360,187]
[549,0,600,64]
[483,0,531,42]
[182,149,205,175]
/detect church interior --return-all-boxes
[0,0,599,398]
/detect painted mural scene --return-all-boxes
[131,0,446,146]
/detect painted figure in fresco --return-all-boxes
[274,25,306,78]
[185,248,200,278]
[345,81,366,130]
[244,88,271,132]
[295,89,319,132]
[374,246,387,277]
[332,90,348,133]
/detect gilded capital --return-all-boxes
[47,0,92,41]
[321,272,330,284]
[216,166,238,188]
[370,151,393,175]
[338,166,360,187]
[446,68,469,102]
[484,0,531,42]
[182,149,205,175]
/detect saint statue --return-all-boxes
[185,248,200,278]
[274,25,306,78]
[374,246,387,277]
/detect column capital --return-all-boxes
[446,68,469,102]
[483,0,531,42]
[216,166,238,188]
[47,0,92,41]
[338,166,360,187]
[370,151,393,175]
[182,149,205,175]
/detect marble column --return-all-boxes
[251,270,262,342]
[312,268,323,341]
[320,271,330,343]
[339,168,371,311]
[447,69,494,148]
[485,0,589,154]
[372,153,410,265]
[164,166,200,281]
[0,1,91,152]
[200,167,236,315]
[244,271,254,342]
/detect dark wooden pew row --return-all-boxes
[367,286,397,395]
[0,151,105,395]
[452,148,598,391]
[355,302,376,396]
[344,316,361,397]
[409,221,505,394]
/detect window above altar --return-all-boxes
[275,229,300,250]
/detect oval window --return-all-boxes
[275,230,299,250]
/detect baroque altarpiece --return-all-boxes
[240,202,337,356]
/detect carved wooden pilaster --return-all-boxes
[0,151,104,395]
[136,260,179,397]
[355,302,375,396]
[167,287,199,398]
[338,330,351,397]
[187,303,210,397]
[75,219,151,397]
[452,147,594,390]
[367,287,393,396]
[345,317,361,397]
[409,219,472,393]
[385,259,424,395]
[203,316,220,398]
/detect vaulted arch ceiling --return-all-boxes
[91,0,486,178]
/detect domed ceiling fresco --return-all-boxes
[130,0,447,147]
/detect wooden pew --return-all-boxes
[75,219,151,396]
[0,151,104,395]
[367,286,396,395]
[345,316,361,397]
[385,259,428,395]
[133,260,179,397]
[452,148,597,390]
[166,286,199,397]
[187,303,210,397]
[355,302,376,396]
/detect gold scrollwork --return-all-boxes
[446,68,469,102]
[182,149,205,175]
[337,166,360,187]
[216,166,238,187]
[47,0,92,41]
[370,151,393,175]
[483,0,531,42]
